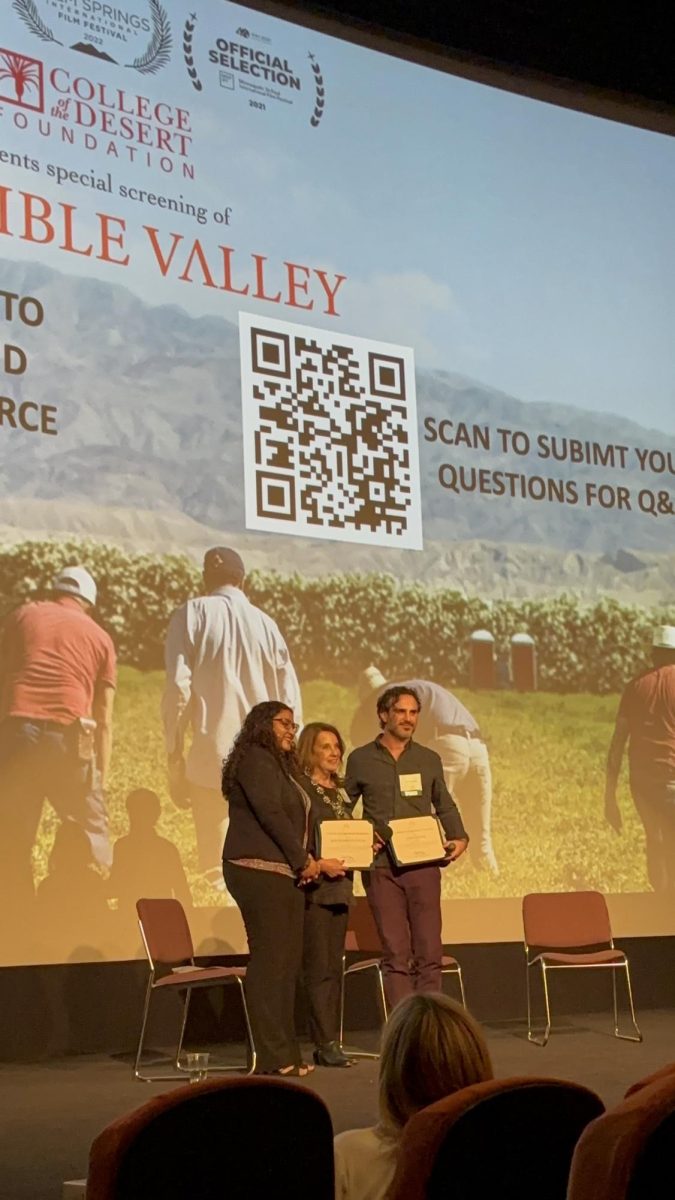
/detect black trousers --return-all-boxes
[303,901,349,1047]
[223,862,305,1072]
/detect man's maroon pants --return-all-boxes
[363,861,442,1008]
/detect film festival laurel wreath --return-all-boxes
[181,11,326,128]
[13,0,172,75]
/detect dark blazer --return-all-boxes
[222,745,308,872]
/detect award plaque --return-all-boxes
[388,816,447,866]
[316,819,374,869]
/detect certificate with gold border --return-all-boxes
[316,819,374,869]
[388,816,447,866]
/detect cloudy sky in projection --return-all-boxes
[1,0,674,429]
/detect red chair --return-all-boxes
[339,898,465,1059]
[387,1076,604,1200]
[86,1076,334,1200]
[624,1061,675,1098]
[568,1071,675,1200]
[522,891,642,1046]
[134,898,255,1081]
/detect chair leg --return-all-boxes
[338,954,346,1049]
[236,976,257,1074]
[377,966,389,1023]
[133,975,156,1081]
[339,962,384,1060]
[443,966,466,1008]
[613,963,643,1043]
[135,983,198,1084]
[527,961,551,1047]
[180,979,257,1075]
[175,987,192,1068]
[456,966,467,1008]
[135,980,253,1082]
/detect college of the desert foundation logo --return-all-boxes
[0,47,44,111]
[13,0,172,75]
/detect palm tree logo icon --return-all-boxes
[0,49,43,110]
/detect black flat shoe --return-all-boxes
[312,1042,354,1068]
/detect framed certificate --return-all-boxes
[388,816,447,866]
[316,819,374,869]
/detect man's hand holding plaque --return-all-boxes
[387,815,449,866]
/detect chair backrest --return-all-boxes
[522,891,612,950]
[86,1076,335,1200]
[624,1062,675,1099]
[136,898,194,966]
[568,1073,675,1200]
[387,1076,604,1200]
[345,896,383,953]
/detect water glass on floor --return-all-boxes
[186,1052,209,1083]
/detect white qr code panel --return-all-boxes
[239,313,422,549]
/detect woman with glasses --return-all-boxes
[297,722,355,1068]
[222,701,343,1076]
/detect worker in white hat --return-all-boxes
[0,563,116,952]
[605,625,675,891]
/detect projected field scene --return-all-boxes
[0,0,673,966]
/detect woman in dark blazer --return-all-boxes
[297,721,355,1068]
[222,701,320,1075]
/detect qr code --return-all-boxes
[239,313,422,549]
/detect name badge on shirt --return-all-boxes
[399,772,423,797]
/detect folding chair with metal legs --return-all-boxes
[134,898,257,1082]
[526,955,642,1047]
[523,889,643,1048]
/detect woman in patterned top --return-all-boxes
[297,721,355,1068]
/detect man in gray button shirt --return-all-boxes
[352,668,498,875]
[345,685,468,1007]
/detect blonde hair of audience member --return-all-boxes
[333,994,494,1200]
[377,992,493,1136]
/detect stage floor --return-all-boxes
[3,1009,675,1200]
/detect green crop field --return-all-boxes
[33,669,649,904]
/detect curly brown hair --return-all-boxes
[221,701,299,794]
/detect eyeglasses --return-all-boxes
[273,718,299,733]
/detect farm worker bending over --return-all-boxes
[162,546,302,894]
[605,624,675,892]
[0,565,116,949]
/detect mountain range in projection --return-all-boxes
[0,257,673,601]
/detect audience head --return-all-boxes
[203,546,245,593]
[222,701,298,793]
[377,993,493,1136]
[297,722,345,782]
[126,788,162,831]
